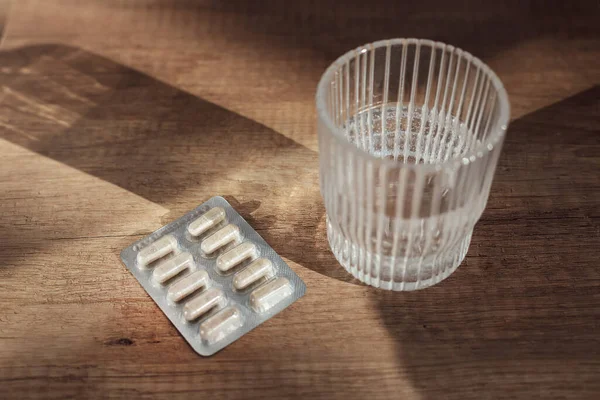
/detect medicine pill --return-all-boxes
[216,242,257,272]
[136,235,177,266]
[233,258,274,290]
[183,287,227,321]
[201,224,240,254]
[199,306,243,345]
[153,252,194,284]
[249,277,293,313]
[167,270,210,303]
[188,207,226,236]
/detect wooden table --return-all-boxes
[1,1,598,399]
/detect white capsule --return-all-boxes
[183,288,227,321]
[233,258,274,290]
[136,235,177,266]
[200,224,240,254]
[216,242,257,272]
[187,207,226,237]
[199,306,243,344]
[249,277,293,313]
[167,270,210,303]
[152,252,195,284]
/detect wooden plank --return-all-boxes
[0,1,599,399]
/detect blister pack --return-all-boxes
[120,196,306,355]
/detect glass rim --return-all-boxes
[316,38,511,171]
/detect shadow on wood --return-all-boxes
[375,87,600,399]
[189,0,598,67]
[0,44,353,282]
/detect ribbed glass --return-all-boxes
[316,39,510,290]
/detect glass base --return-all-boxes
[327,219,471,291]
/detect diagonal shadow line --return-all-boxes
[0,44,351,282]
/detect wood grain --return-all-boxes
[0,1,598,399]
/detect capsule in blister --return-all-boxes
[249,277,293,313]
[233,258,274,290]
[216,242,257,272]
[199,306,243,344]
[153,252,194,284]
[188,207,226,237]
[183,287,227,321]
[201,224,240,254]
[167,270,210,303]
[136,235,177,266]
[120,196,306,356]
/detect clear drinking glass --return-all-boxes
[316,39,510,290]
